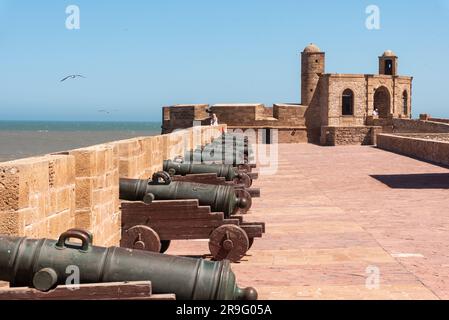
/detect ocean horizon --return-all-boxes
[0,120,162,162]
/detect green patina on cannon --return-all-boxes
[209,135,251,156]
[0,229,257,300]
[191,133,255,166]
[212,133,252,151]
[163,160,252,188]
[185,147,248,165]
[119,172,252,217]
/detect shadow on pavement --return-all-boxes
[371,173,449,189]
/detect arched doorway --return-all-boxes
[374,86,391,118]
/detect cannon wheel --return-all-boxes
[209,225,249,262]
[122,225,161,253]
[160,240,171,254]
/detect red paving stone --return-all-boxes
[168,144,449,300]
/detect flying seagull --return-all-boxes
[60,74,86,82]
[97,108,119,114]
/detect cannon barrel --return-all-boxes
[209,140,251,155]
[213,134,251,148]
[182,133,255,166]
[163,160,252,187]
[119,178,250,217]
[186,146,249,166]
[0,229,257,300]
[208,135,255,163]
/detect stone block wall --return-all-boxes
[272,104,307,126]
[162,104,309,143]
[114,126,223,180]
[276,129,308,144]
[0,125,226,246]
[211,104,260,126]
[428,118,449,125]
[320,126,382,146]
[0,155,75,239]
[326,74,367,127]
[377,133,449,167]
[64,144,121,247]
[114,136,161,180]
[164,130,187,160]
[163,104,210,132]
[392,119,449,133]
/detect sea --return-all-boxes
[0,121,162,162]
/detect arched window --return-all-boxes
[342,89,354,116]
[403,91,408,115]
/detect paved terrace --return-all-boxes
[169,144,449,300]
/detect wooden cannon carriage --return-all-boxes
[120,200,265,262]
[0,281,175,300]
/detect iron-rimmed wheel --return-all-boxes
[121,225,161,253]
[209,225,249,262]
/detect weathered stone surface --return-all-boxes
[377,133,449,167]
[392,118,449,133]
[321,126,382,146]
[0,155,75,237]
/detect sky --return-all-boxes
[1,0,449,121]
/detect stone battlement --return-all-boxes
[162,103,309,144]
[0,125,226,246]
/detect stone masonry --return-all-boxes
[162,44,413,146]
[377,133,449,168]
[0,155,75,240]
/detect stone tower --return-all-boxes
[301,43,325,106]
[378,50,398,76]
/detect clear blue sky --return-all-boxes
[1,0,449,121]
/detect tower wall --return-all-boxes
[301,52,325,106]
[379,56,398,76]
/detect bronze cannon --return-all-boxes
[203,133,255,165]
[184,145,249,166]
[119,172,252,218]
[163,160,252,188]
[0,229,257,300]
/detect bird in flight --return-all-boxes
[97,108,119,114]
[60,74,86,82]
